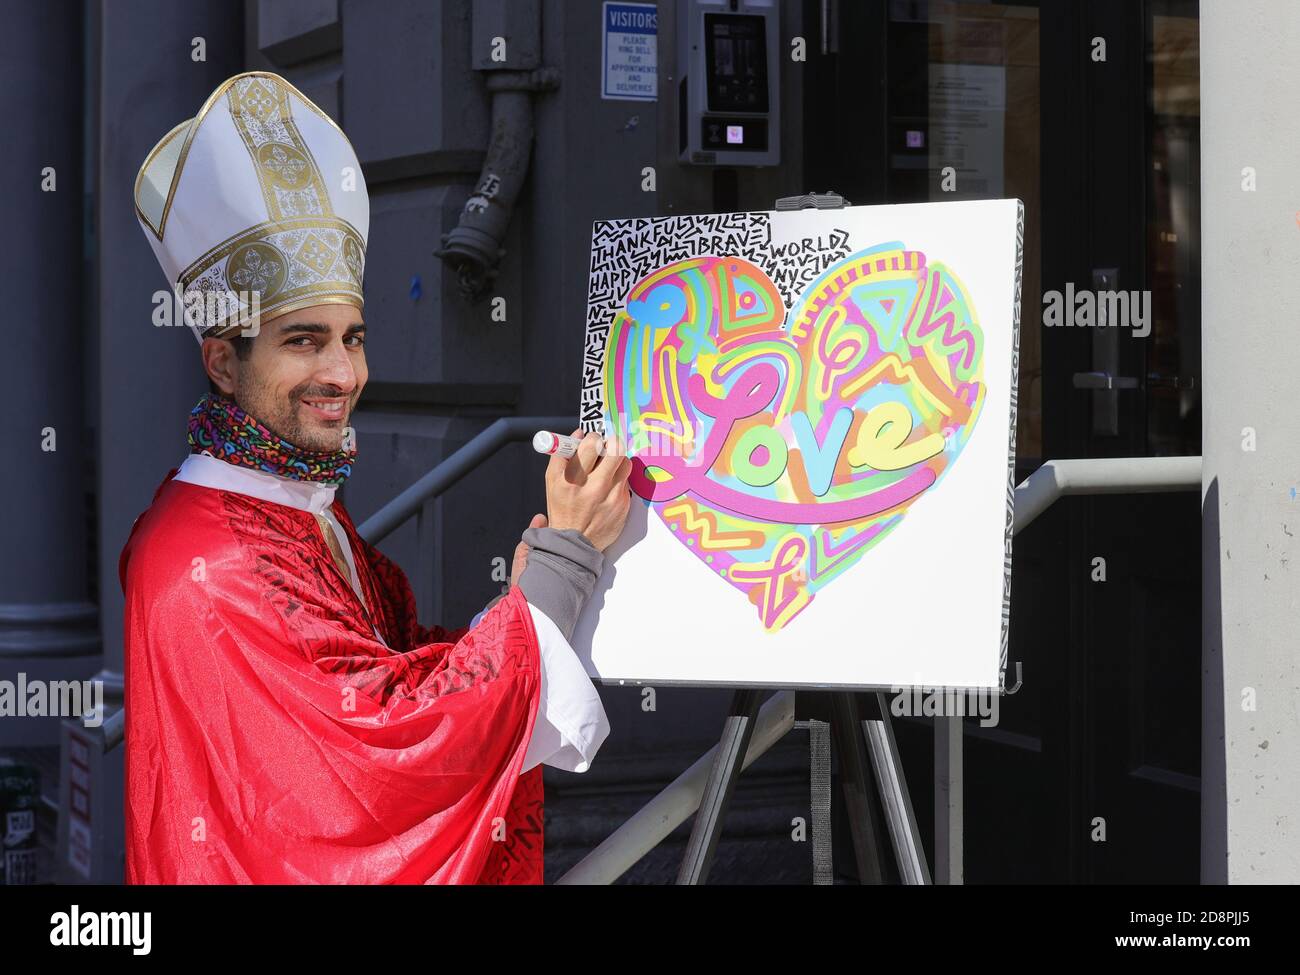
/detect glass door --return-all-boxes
[803,0,1201,882]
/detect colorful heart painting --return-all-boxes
[601,244,985,632]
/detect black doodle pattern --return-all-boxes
[1000,201,1026,690]
[579,212,852,429]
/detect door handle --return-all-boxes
[1145,373,1196,390]
[1072,371,1140,390]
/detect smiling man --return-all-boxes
[122,72,631,884]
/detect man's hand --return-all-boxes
[509,512,547,588]
[544,427,633,552]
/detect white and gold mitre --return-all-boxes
[134,71,368,342]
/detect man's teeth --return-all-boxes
[305,399,345,417]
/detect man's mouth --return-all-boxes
[300,396,348,421]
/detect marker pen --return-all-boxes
[532,430,582,458]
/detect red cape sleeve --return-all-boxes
[123,496,542,885]
[334,502,544,883]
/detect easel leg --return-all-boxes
[830,693,889,884]
[676,688,764,884]
[863,693,932,884]
[935,714,964,885]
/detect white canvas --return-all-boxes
[572,199,1024,690]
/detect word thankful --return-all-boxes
[1041,284,1151,337]
[49,906,151,955]
[150,284,262,335]
[0,673,103,728]
[628,360,944,524]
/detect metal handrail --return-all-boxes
[102,708,124,752]
[556,455,1203,885]
[1012,456,1202,533]
[358,415,578,544]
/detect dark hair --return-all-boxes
[206,335,254,395]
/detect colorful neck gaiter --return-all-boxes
[187,392,356,485]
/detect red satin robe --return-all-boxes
[120,469,544,884]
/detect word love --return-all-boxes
[629,360,944,524]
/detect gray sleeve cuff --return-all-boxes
[515,527,605,641]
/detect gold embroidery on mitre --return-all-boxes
[342,236,363,283]
[225,241,288,299]
[179,216,365,334]
[295,233,336,275]
[227,76,333,221]
[257,143,313,190]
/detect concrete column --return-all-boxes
[0,0,99,747]
[95,0,242,701]
[86,0,242,883]
[1201,0,1300,883]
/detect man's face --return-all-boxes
[204,304,368,452]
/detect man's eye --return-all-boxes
[346,335,366,347]
[287,336,314,346]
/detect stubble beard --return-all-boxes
[233,374,352,453]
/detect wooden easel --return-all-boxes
[678,192,930,886]
[676,688,930,884]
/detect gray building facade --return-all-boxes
[5,0,1295,885]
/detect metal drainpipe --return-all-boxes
[435,66,559,303]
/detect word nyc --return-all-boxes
[1042,283,1151,337]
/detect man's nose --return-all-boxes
[315,339,358,392]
